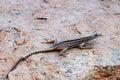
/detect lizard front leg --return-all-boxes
[79,43,93,49]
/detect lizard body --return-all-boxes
[5,33,102,79]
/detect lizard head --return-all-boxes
[91,33,102,39]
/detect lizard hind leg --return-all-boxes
[43,39,59,45]
[59,47,69,57]
[53,39,58,44]
[79,43,86,49]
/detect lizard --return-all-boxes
[5,33,102,79]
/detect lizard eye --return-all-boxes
[95,33,102,36]
[95,33,98,36]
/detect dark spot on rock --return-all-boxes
[12,9,21,15]
[66,69,73,73]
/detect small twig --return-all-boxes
[72,24,81,34]
[114,13,120,15]
[13,27,21,32]
[43,0,48,3]
[35,17,47,21]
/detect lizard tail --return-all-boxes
[5,47,55,79]
[5,57,25,79]
[24,47,55,59]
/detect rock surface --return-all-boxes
[83,65,120,80]
[0,0,120,80]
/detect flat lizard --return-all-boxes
[5,33,102,79]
